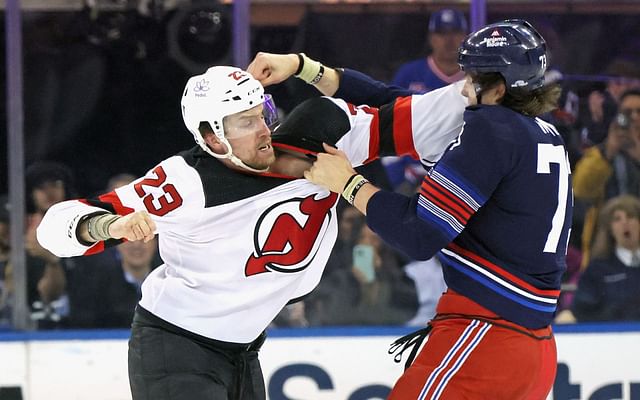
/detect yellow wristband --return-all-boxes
[295,53,324,85]
[341,175,368,205]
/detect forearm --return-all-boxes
[340,174,449,260]
[314,67,340,96]
[77,218,93,243]
[78,213,121,244]
[295,55,412,103]
[294,53,340,96]
[334,68,414,106]
[351,182,379,216]
[365,191,449,261]
[37,201,114,257]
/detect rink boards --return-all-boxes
[1,324,639,400]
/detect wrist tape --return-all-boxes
[294,53,325,85]
[341,174,369,205]
[87,213,120,242]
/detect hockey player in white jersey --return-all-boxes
[37,63,467,399]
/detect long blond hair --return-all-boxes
[590,195,640,260]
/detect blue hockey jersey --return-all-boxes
[366,105,573,329]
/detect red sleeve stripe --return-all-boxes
[98,192,135,216]
[420,177,475,216]
[83,241,104,256]
[392,96,419,159]
[420,181,473,225]
[420,177,474,216]
[447,242,561,298]
[364,107,380,164]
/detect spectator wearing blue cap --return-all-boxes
[384,10,468,194]
[392,9,468,93]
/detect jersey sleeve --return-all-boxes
[37,156,205,257]
[405,81,468,167]
[365,111,515,260]
[335,81,467,168]
[334,68,415,106]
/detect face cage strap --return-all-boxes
[195,95,279,173]
[199,136,269,174]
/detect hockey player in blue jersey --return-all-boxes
[303,20,571,399]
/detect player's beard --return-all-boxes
[245,143,276,171]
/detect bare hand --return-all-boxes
[304,143,356,193]
[247,52,299,87]
[604,122,631,160]
[109,210,156,242]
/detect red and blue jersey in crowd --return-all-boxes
[392,56,465,94]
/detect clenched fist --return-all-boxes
[247,52,299,87]
[109,210,156,242]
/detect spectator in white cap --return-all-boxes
[392,8,468,93]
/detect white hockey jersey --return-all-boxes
[37,82,467,343]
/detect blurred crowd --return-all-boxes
[2,9,640,331]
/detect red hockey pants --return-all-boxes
[388,290,556,400]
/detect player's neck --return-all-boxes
[269,153,313,178]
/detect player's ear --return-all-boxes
[484,82,506,105]
[495,82,507,102]
[203,132,228,155]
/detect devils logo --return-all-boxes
[245,193,338,276]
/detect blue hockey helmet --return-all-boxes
[458,19,548,92]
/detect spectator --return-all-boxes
[309,224,417,326]
[64,172,155,328]
[558,195,640,322]
[573,90,640,266]
[578,58,640,147]
[403,257,447,326]
[106,173,137,192]
[621,88,640,130]
[270,302,309,328]
[66,238,157,328]
[391,8,467,93]
[326,204,365,274]
[386,8,468,193]
[304,205,365,326]
[384,9,467,303]
[25,161,77,327]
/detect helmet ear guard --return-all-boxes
[458,19,548,93]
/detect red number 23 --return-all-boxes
[134,166,184,216]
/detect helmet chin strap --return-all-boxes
[200,137,269,174]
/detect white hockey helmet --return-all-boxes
[181,66,276,172]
